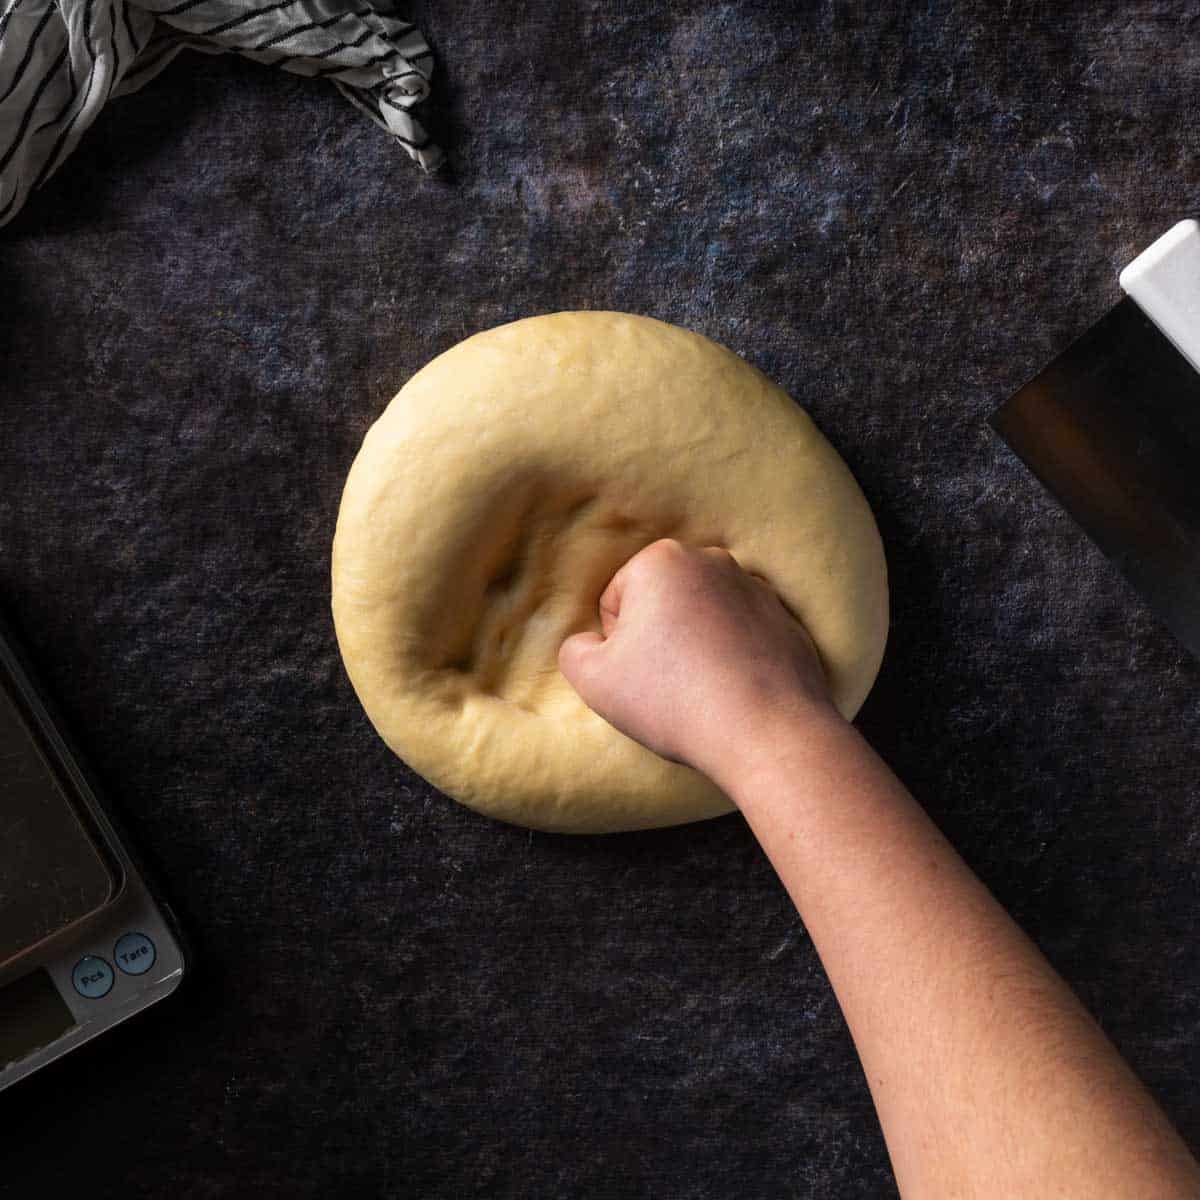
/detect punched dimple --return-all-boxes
[427,481,687,713]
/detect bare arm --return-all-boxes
[560,539,1200,1199]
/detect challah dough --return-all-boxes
[331,312,888,833]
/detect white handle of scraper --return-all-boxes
[1119,218,1200,375]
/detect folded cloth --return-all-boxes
[0,0,441,227]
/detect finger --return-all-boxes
[599,583,621,637]
[603,536,681,623]
[596,558,632,634]
[558,630,604,687]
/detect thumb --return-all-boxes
[558,630,606,693]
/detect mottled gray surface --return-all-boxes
[1,2,1199,1196]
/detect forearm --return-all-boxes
[712,708,1200,1199]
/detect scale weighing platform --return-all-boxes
[0,619,186,1093]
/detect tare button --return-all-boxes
[72,956,114,999]
[113,933,157,977]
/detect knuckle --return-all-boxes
[628,537,681,577]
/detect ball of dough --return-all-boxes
[332,312,888,834]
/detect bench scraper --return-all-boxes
[991,219,1200,661]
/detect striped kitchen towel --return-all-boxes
[0,0,442,227]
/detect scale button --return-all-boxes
[113,932,156,976]
[72,956,114,999]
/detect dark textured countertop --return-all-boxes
[2,3,1198,1196]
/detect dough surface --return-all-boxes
[332,312,888,833]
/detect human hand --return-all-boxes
[558,538,837,784]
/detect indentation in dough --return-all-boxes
[485,560,519,594]
[602,512,641,534]
[443,648,477,674]
[422,474,685,715]
[565,496,599,522]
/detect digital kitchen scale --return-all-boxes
[0,615,186,1092]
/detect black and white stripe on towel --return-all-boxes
[0,0,441,226]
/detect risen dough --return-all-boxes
[332,312,888,834]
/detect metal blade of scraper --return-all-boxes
[991,282,1200,662]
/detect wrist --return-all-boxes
[693,693,851,800]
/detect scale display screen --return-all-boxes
[0,969,75,1067]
